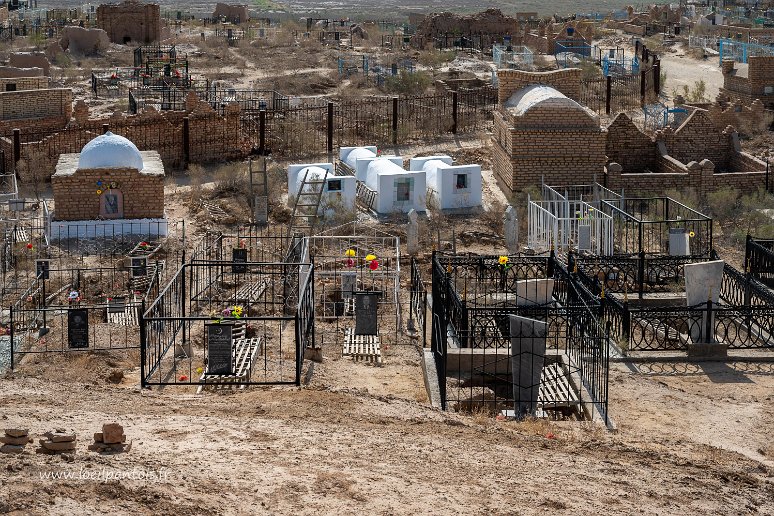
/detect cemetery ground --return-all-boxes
[3,133,774,512]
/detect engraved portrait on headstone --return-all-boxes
[99,190,124,219]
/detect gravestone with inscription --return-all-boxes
[206,323,233,375]
[67,309,89,349]
[36,259,50,280]
[354,292,379,335]
[131,257,147,277]
[232,248,248,273]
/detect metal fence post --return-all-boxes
[139,300,146,388]
[326,101,334,155]
[605,75,612,115]
[259,109,266,155]
[654,60,661,95]
[12,128,20,164]
[622,300,630,348]
[705,298,714,344]
[392,96,398,145]
[638,250,646,300]
[640,69,646,105]
[451,91,458,135]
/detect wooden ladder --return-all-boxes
[288,167,328,239]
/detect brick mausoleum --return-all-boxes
[97,0,161,44]
[492,69,606,193]
[51,132,165,222]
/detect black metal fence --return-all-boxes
[430,252,609,423]
[8,303,142,370]
[579,63,658,115]
[140,258,313,387]
[410,257,427,347]
[601,197,713,256]
[575,254,774,352]
[745,235,774,288]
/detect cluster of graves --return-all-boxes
[286,145,483,222]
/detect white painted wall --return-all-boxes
[365,159,426,214]
[410,155,482,210]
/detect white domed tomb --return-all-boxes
[50,132,167,239]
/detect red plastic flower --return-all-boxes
[369,259,379,271]
[25,243,33,250]
[179,375,188,381]
[346,258,354,268]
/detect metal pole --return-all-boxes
[327,101,334,156]
[392,96,398,145]
[605,75,612,115]
[9,306,13,371]
[451,91,458,135]
[140,299,146,388]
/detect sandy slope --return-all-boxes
[2,351,774,514]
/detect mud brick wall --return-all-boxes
[0,88,71,121]
[497,69,581,104]
[746,56,774,96]
[8,97,249,180]
[606,113,657,173]
[0,76,49,91]
[661,110,734,171]
[51,167,164,221]
[97,1,161,44]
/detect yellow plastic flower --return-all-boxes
[196,367,203,374]
[498,256,509,265]
[345,249,356,257]
[365,254,376,262]
[689,231,695,238]
[231,305,244,317]
[96,189,102,195]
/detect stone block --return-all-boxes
[102,423,124,444]
[4,429,29,438]
[0,435,31,446]
[0,444,25,454]
[43,431,76,443]
[39,439,77,451]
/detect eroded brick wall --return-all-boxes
[97,1,161,44]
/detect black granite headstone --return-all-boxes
[354,292,379,335]
[206,324,233,375]
[36,259,50,280]
[232,248,248,273]
[131,257,147,278]
[67,309,89,349]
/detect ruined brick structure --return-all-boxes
[492,69,605,193]
[9,53,50,76]
[412,9,519,48]
[97,0,161,44]
[212,3,249,24]
[0,88,72,134]
[492,69,768,195]
[0,76,49,91]
[605,111,767,195]
[2,93,249,180]
[720,57,774,109]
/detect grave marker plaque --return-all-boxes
[131,257,147,278]
[206,324,233,375]
[232,248,248,273]
[36,259,50,280]
[341,272,357,299]
[354,292,379,335]
[67,309,89,349]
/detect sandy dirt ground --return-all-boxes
[2,351,774,514]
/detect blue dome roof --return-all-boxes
[78,131,144,171]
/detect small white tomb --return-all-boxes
[287,163,357,211]
[409,155,482,210]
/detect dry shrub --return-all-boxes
[663,187,699,210]
[212,161,249,200]
[187,163,205,204]
[481,198,505,235]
